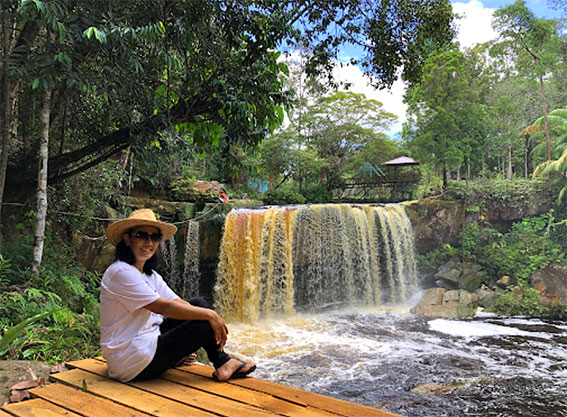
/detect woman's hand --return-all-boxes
[207,310,229,351]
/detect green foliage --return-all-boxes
[491,280,546,316]
[0,221,101,362]
[445,178,544,209]
[301,185,333,204]
[0,308,61,356]
[170,173,203,202]
[264,187,306,206]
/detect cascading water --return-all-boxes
[182,220,200,299]
[214,203,418,322]
[160,221,201,300]
[160,236,180,288]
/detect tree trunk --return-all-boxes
[0,9,14,240]
[507,140,513,180]
[32,89,52,277]
[524,134,530,178]
[537,74,552,161]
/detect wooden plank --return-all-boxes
[164,369,337,417]
[28,384,149,417]
[71,359,332,417]
[68,359,289,417]
[74,358,403,417]
[51,369,218,417]
[2,398,82,417]
[0,409,14,416]
[184,363,402,417]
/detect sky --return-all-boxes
[332,0,564,137]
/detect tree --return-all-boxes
[493,0,561,161]
[300,90,397,190]
[528,109,567,203]
[404,48,489,187]
[3,0,455,190]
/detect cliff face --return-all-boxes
[403,199,464,255]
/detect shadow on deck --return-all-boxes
[1,358,403,416]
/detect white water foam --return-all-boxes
[428,318,553,339]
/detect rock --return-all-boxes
[532,264,567,303]
[497,276,512,289]
[411,288,479,317]
[403,199,465,255]
[192,180,225,196]
[477,285,498,308]
[461,271,486,293]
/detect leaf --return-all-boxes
[83,27,95,39]
[94,29,107,44]
[0,308,62,355]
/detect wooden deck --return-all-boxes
[1,358,402,417]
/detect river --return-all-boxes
[225,308,567,417]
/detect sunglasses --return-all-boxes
[130,231,163,243]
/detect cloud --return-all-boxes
[332,63,407,136]
[452,0,498,48]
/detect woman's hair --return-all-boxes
[115,239,158,276]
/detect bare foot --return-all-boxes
[176,353,197,367]
[214,359,256,382]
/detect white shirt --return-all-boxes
[99,260,178,382]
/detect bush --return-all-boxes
[445,178,547,209]
[301,185,333,204]
[0,220,101,362]
[491,280,545,316]
[263,187,306,205]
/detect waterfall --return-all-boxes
[160,236,180,290]
[182,220,200,299]
[160,221,201,300]
[215,204,419,322]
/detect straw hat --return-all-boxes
[106,209,177,246]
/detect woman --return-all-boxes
[100,208,255,382]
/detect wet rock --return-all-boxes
[531,264,567,303]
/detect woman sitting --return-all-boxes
[99,209,255,382]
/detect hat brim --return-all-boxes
[106,218,177,246]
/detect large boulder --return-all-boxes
[532,264,567,303]
[403,199,464,254]
[411,286,497,318]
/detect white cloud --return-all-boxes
[452,0,498,48]
[332,63,407,136]
[329,1,500,136]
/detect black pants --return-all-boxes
[133,297,231,381]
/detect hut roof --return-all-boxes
[383,156,418,166]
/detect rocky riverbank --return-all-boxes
[412,260,567,317]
